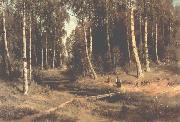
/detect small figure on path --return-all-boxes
[116,76,122,88]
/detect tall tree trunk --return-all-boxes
[139,13,143,59]
[23,3,28,95]
[89,26,93,59]
[127,28,131,67]
[106,0,112,62]
[52,45,56,69]
[40,15,43,70]
[130,8,143,78]
[41,48,44,70]
[2,0,12,76]
[34,45,38,66]
[155,21,159,63]
[83,21,97,79]
[29,15,32,81]
[144,17,150,72]
[126,10,131,67]
[45,32,48,67]
[52,29,56,69]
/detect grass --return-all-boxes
[0,65,179,122]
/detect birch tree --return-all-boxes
[1,0,12,76]
[130,1,143,78]
[83,19,97,79]
[143,0,150,71]
[155,17,159,63]
[29,14,32,81]
[106,0,112,62]
[22,2,28,95]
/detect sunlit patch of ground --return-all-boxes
[0,65,179,122]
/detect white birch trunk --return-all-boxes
[126,11,131,67]
[130,8,143,78]
[155,22,159,63]
[89,26,93,59]
[2,0,12,76]
[139,14,143,58]
[52,47,56,69]
[45,32,48,66]
[29,15,32,81]
[23,3,28,95]
[127,27,131,67]
[144,17,150,72]
[84,22,97,79]
[41,48,44,70]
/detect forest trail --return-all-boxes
[0,65,179,122]
[0,0,178,122]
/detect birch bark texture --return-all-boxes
[2,0,12,76]
[144,17,150,72]
[83,20,97,79]
[29,15,32,81]
[23,2,28,95]
[130,8,143,78]
[155,21,159,63]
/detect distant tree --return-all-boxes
[1,0,12,76]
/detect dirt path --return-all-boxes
[0,66,179,122]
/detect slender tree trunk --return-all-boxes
[52,29,56,69]
[155,21,159,63]
[126,11,131,67]
[34,45,38,65]
[106,0,112,61]
[127,28,131,67]
[41,48,44,70]
[23,3,28,95]
[52,46,56,69]
[29,15,32,81]
[130,8,143,78]
[40,15,43,70]
[83,21,97,79]
[2,0,12,76]
[139,14,143,58]
[89,26,93,59]
[45,32,48,67]
[144,17,150,72]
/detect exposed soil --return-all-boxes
[0,65,179,122]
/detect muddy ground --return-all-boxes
[0,65,179,122]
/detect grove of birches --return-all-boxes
[0,0,177,95]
